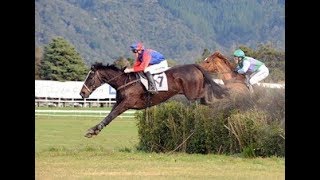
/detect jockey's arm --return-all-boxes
[237,60,250,74]
[133,53,151,72]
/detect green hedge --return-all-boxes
[136,88,285,157]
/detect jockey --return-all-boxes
[233,49,269,91]
[124,42,168,94]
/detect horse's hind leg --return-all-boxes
[200,98,208,105]
[199,92,214,105]
[200,97,212,105]
[85,101,128,138]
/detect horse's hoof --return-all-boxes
[84,132,93,138]
[94,129,101,135]
[84,129,95,138]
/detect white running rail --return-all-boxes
[35,110,136,118]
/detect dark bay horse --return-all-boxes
[80,63,229,138]
[199,51,250,94]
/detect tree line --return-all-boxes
[35,36,285,83]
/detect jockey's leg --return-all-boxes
[145,71,158,94]
[143,60,168,94]
[248,65,269,93]
[249,65,269,85]
[245,74,253,92]
[144,60,169,74]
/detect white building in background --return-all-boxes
[35,80,116,107]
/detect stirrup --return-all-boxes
[148,90,158,94]
[247,84,254,93]
[148,85,158,94]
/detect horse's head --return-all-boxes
[80,63,106,98]
[200,51,247,84]
[199,51,234,73]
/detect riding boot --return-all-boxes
[145,71,158,94]
[245,75,254,93]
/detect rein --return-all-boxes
[84,69,141,92]
[100,70,140,91]
[210,71,246,84]
[104,73,122,84]
[117,79,140,90]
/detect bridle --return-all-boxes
[83,69,142,93]
[82,70,123,93]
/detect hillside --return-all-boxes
[35,0,285,65]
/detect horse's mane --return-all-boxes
[92,62,122,71]
[211,51,234,68]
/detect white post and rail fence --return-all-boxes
[35,80,285,108]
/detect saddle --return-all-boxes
[137,72,168,92]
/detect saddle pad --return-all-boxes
[140,72,168,91]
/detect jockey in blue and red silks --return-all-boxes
[124,42,168,94]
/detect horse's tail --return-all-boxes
[193,64,229,99]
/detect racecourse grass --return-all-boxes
[35,113,284,180]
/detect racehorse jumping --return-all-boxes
[80,62,229,138]
[199,51,251,94]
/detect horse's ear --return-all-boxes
[215,51,222,56]
[211,51,218,57]
[91,65,95,71]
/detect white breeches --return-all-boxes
[248,65,269,85]
[144,60,169,74]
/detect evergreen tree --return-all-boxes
[40,37,88,81]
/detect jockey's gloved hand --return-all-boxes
[124,68,133,73]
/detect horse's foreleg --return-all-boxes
[85,102,128,138]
